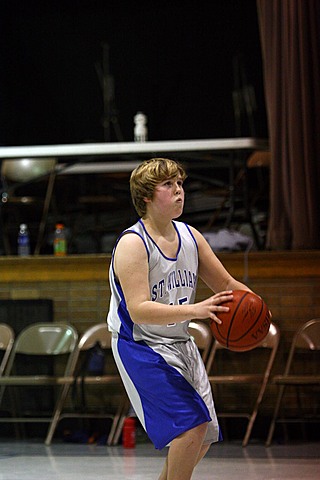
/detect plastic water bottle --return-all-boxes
[54,223,67,256]
[122,417,136,448]
[134,112,148,142]
[17,223,31,256]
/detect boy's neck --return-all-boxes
[142,217,175,238]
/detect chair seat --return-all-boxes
[272,375,320,385]
[208,374,265,384]
[0,375,74,386]
[77,375,124,386]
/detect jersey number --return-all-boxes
[167,296,188,327]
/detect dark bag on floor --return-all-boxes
[72,341,106,411]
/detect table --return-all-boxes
[0,138,268,250]
[0,137,268,173]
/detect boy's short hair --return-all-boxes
[130,157,187,217]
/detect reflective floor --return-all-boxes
[0,440,319,480]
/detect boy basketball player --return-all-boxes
[107,158,251,479]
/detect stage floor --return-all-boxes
[0,440,319,479]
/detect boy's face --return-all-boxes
[149,175,185,219]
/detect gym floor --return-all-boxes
[0,440,319,479]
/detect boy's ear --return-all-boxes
[143,197,151,204]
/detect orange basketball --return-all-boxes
[210,290,271,351]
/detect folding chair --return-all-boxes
[0,322,78,438]
[0,324,15,435]
[206,322,280,446]
[188,320,213,364]
[0,323,14,377]
[266,318,320,446]
[45,323,129,446]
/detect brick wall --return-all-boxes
[0,280,109,332]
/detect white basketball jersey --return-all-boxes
[107,219,199,344]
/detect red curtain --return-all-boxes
[257,0,320,249]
